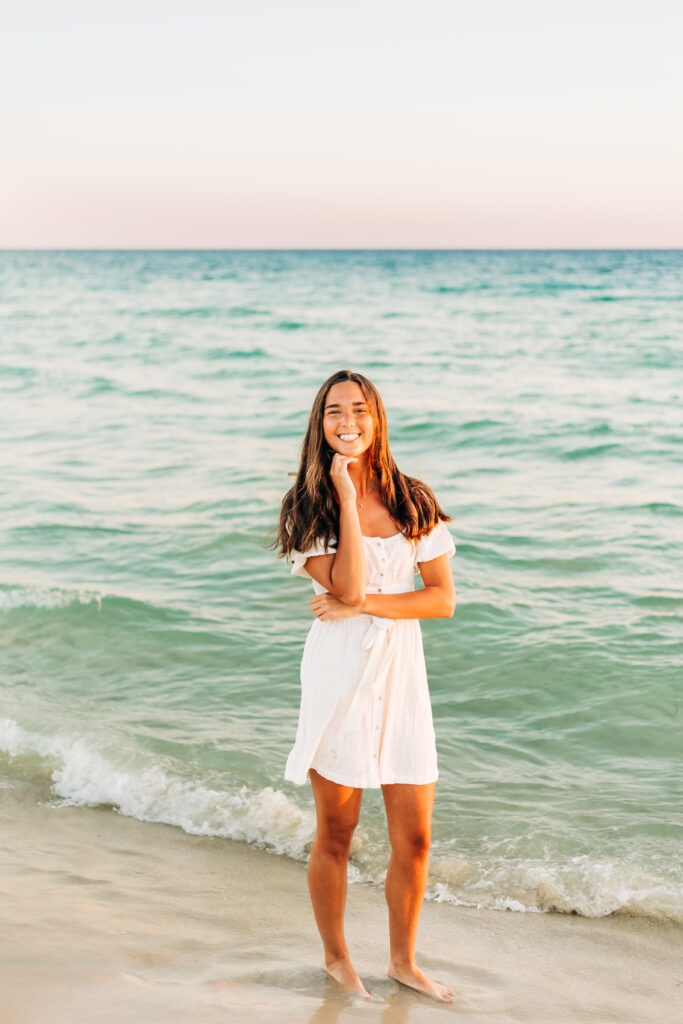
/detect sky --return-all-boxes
[2,0,682,248]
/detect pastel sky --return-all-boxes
[3,0,682,248]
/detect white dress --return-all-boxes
[284,520,455,788]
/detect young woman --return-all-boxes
[277,369,456,1003]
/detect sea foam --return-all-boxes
[0,716,316,860]
[1,716,680,923]
[0,584,103,612]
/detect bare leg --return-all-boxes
[382,781,455,1003]
[308,769,370,998]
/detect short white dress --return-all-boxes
[284,520,455,788]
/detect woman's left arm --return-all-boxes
[310,553,456,621]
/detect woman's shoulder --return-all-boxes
[413,518,455,565]
[287,533,338,578]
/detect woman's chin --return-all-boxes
[334,442,367,454]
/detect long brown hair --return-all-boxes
[274,369,451,559]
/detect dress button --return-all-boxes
[378,587,383,592]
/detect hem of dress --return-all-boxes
[306,765,439,789]
[283,765,309,786]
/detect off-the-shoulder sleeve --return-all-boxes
[413,521,455,573]
[288,537,338,578]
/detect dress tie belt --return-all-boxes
[340,582,413,735]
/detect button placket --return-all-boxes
[372,686,385,772]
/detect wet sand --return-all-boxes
[1,788,681,1024]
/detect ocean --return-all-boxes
[1,249,681,924]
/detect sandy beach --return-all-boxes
[1,787,681,1024]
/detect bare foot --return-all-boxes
[325,956,372,999]
[388,962,455,1003]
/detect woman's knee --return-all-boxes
[390,828,431,862]
[316,815,358,859]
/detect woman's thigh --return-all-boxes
[381,782,436,852]
[310,769,364,836]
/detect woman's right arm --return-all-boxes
[300,455,367,605]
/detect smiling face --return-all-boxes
[322,380,376,458]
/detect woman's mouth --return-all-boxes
[338,433,360,442]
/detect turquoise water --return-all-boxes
[1,249,681,922]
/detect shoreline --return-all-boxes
[1,790,682,1023]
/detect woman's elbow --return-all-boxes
[443,591,456,617]
[330,572,366,607]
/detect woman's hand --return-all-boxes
[329,452,358,506]
[310,592,363,621]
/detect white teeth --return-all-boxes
[338,434,360,441]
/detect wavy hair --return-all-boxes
[275,369,451,559]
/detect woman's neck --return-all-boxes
[346,456,376,500]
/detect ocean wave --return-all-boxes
[0,717,317,860]
[0,583,189,629]
[0,583,103,612]
[562,442,621,460]
[428,283,494,293]
[427,852,683,923]
[1,717,680,924]
[226,307,269,318]
[135,306,226,318]
[637,502,683,517]
[205,344,269,358]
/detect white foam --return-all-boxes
[0,584,102,612]
[0,717,315,860]
[1,716,681,922]
[0,716,66,760]
[427,850,683,922]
